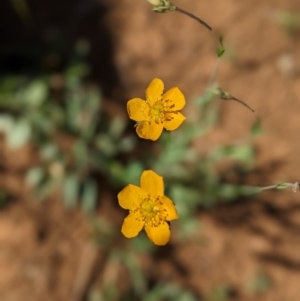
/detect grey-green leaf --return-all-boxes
[63,174,80,209]
[26,167,45,187]
[81,179,98,213]
[6,119,31,149]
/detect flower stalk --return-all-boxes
[240,182,300,195]
[211,87,255,113]
[260,182,300,193]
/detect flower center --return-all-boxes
[141,201,157,214]
[150,103,164,119]
[131,195,168,227]
[147,99,177,124]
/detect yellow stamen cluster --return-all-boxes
[131,195,168,227]
[147,99,177,124]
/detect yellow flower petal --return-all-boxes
[162,87,186,110]
[121,213,144,238]
[163,112,186,131]
[140,170,164,196]
[127,98,149,122]
[146,78,164,106]
[145,222,170,245]
[160,196,178,221]
[136,121,163,141]
[118,184,147,209]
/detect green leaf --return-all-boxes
[75,39,90,56]
[26,167,45,187]
[206,284,231,301]
[6,119,31,149]
[95,135,117,157]
[118,136,136,152]
[218,184,240,200]
[73,141,89,168]
[63,174,80,208]
[0,189,10,206]
[122,161,144,185]
[66,92,81,131]
[250,117,263,136]
[0,114,14,135]
[275,11,300,35]
[129,232,156,253]
[160,147,186,165]
[143,283,198,301]
[169,185,200,217]
[45,103,65,126]
[29,111,54,135]
[195,89,215,108]
[65,63,90,79]
[36,178,58,200]
[40,144,59,161]
[177,218,200,241]
[123,252,147,296]
[275,183,291,190]
[210,145,254,163]
[87,289,102,301]
[24,80,48,107]
[109,117,126,139]
[86,86,101,111]
[81,179,98,213]
[246,271,272,294]
[90,216,116,247]
[217,36,225,57]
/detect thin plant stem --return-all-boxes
[206,57,221,91]
[228,182,300,197]
[176,7,212,31]
[258,182,298,193]
[231,97,255,113]
[260,185,280,191]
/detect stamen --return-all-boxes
[132,195,168,227]
[147,98,179,125]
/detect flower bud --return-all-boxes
[146,0,162,6]
[146,0,177,13]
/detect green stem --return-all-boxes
[206,57,221,91]
[258,182,298,192]
[260,185,279,191]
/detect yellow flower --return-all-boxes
[118,170,178,245]
[127,78,186,141]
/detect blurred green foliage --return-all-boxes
[0,56,261,217]
[0,20,263,299]
[0,59,260,301]
[0,59,260,298]
[150,89,260,238]
[274,11,300,35]
[9,0,32,25]
[0,189,10,207]
[0,39,139,211]
[246,270,272,295]
[204,285,231,301]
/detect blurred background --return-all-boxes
[0,0,300,300]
